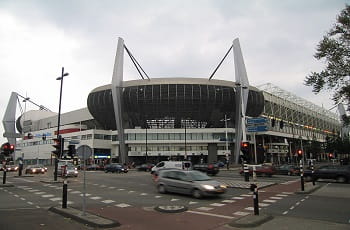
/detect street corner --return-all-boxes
[295,182,322,194]
[49,206,120,228]
[228,213,273,228]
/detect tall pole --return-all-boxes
[184,120,187,160]
[54,67,69,181]
[145,124,148,163]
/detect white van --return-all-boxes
[151,161,192,174]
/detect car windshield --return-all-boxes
[188,171,211,181]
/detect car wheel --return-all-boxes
[336,176,347,183]
[158,185,167,194]
[192,189,202,199]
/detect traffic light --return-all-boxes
[297,149,303,158]
[52,136,64,158]
[1,143,15,156]
[329,153,334,159]
[241,142,249,154]
[67,145,76,157]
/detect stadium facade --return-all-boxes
[2,38,341,166]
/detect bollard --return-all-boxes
[300,160,304,191]
[311,160,315,186]
[253,165,257,182]
[62,180,68,208]
[250,184,259,215]
[3,170,6,184]
[244,162,249,182]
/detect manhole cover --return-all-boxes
[154,205,188,213]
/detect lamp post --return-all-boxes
[54,67,69,181]
[221,115,231,169]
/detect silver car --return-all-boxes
[156,169,227,198]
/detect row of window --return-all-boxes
[127,133,233,141]
[128,145,208,151]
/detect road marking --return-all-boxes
[196,207,213,211]
[232,197,244,200]
[28,189,40,192]
[93,184,98,186]
[263,199,276,203]
[171,198,179,201]
[140,193,148,196]
[109,187,116,189]
[70,191,81,194]
[276,194,288,197]
[283,211,288,215]
[259,203,270,207]
[282,192,293,195]
[22,187,33,190]
[270,196,282,200]
[290,206,295,210]
[189,201,198,205]
[90,196,102,200]
[222,200,236,203]
[155,196,162,198]
[102,200,115,204]
[20,198,26,201]
[50,198,62,201]
[100,185,107,188]
[115,203,131,208]
[27,202,33,205]
[210,203,226,207]
[67,189,73,191]
[118,188,125,191]
[301,199,305,202]
[245,207,254,211]
[240,194,252,197]
[36,206,40,208]
[187,210,234,219]
[233,211,250,216]
[296,202,300,206]
[79,193,91,197]
[35,192,46,195]
[42,194,54,198]
[14,194,19,197]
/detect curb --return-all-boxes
[49,206,120,228]
[154,205,188,213]
[228,214,273,228]
[295,184,322,194]
[0,184,14,187]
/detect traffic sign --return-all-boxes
[247,125,268,132]
[77,145,92,159]
[247,117,268,125]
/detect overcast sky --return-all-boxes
[1,0,349,143]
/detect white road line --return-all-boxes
[282,192,293,195]
[296,202,300,206]
[118,188,125,191]
[189,201,198,204]
[128,191,135,193]
[245,207,254,211]
[36,206,40,208]
[27,202,33,205]
[20,198,26,201]
[259,203,270,207]
[240,194,252,197]
[171,198,179,201]
[115,203,131,208]
[100,185,107,188]
[70,191,81,194]
[210,203,226,207]
[28,189,40,192]
[42,194,54,198]
[102,200,115,204]
[233,211,250,216]
[301,199,305,202]
[276,194,288,197]
[90,196,102,200]
[109,187,116,189]
[14,194,19,197]
[140,193,148,196]
[263,199,276,203]
[222,200,236,203]
[186,210,234,219]
[155,196,162,198]
[35,192,46,195]
[270,197,282,200]
[67,189,73,191]
[290,206,295,210]
[79,193,91,197]
[196,207,213,211]
[232,197,244,200]
[283,211,288,215]
[50,198,62,201]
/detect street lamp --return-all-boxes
[54,67,69,181]
[220,115,231,168]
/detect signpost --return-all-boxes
[77,145,92,216]
[246,117,268,164]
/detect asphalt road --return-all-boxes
[1,168,349,229]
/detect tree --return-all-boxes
[305,4,350,122]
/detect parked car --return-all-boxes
[104,164,128,173]
[136,163,154,172]
[25,165,46,174]
[304,164,350,183]
[193,163,220,175]
[239,164,276,177]
[57,165,78,177]
[156,169,227,198]
[276,164,300,176]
